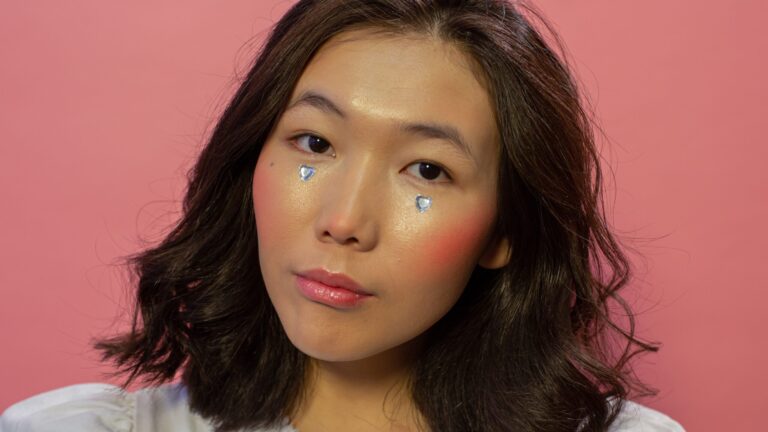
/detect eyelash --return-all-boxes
[287,133,453,184]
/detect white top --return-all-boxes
[0,382,685,431]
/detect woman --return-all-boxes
[1,1,684,431]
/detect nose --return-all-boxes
[313,159,380,251]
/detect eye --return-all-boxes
[405,161,452,184]
[289,133,335,156]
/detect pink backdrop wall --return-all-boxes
[1,1,765,430]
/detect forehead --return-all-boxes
[289,28,499,165]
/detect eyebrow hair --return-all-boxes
[285,90,477,165]
[287,91,347,118]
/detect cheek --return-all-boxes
[415,209,494,272]
[251,154,310,261]
[252,159,284,248]
[252,168,272,225]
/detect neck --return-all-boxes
[289,337,428,432]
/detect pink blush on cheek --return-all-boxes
[416,211,494,270]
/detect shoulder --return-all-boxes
[607,399,686,432]
[0,382,214,432]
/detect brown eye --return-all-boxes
[292,134,334,156]
[419,162,441,180]
[406,161,451,183]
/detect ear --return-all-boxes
[478,234,511,269]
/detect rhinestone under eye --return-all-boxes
[416,195,432,213]
[299,164,316,181]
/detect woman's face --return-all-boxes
[253,28,508,362]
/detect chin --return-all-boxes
[281,326,390,363]
[287,326,429,366]
[288,336,374,362]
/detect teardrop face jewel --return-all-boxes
[415,195,432,213]
[298,164,316,181]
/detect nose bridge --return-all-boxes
[315,154,380,248]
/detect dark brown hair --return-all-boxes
[94,1,659,431]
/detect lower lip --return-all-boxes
[295,275,372,309]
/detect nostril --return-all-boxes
[324,230,358,245]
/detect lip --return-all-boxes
[296,268,372,295]
[294,268,373,309]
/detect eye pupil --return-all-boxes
[419,162,441,180]
[308,136,329,153]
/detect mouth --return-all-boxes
[296,268,372,295]
[294,268,373,309]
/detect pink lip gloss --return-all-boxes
[295,275,372,309]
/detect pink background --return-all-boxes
[1,1,765,430]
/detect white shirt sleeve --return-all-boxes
[0,383,134,432]
[0,382,219,432]
[608,400,686,432]
[0,382,290,432]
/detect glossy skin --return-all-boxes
[252,28,510,431]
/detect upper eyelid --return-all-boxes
[287,132,453,183]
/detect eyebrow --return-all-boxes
[285,90,477,165]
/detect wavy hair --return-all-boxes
[94,1,659,431]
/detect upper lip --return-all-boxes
[296,268,372,295]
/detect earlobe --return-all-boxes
[478,235,512,269]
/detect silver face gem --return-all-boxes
[415,195,432,213]
[299,164,316,181]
